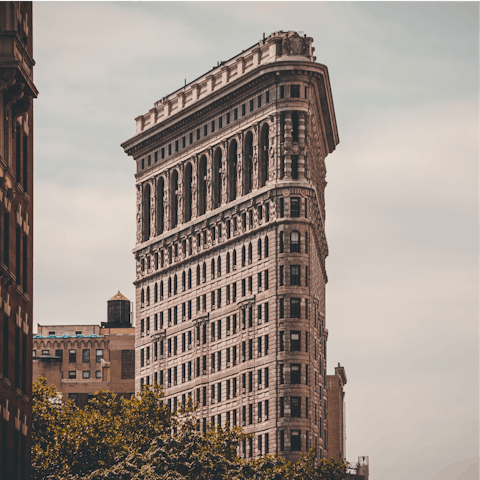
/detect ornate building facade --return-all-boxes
[0,2,37,479]
[122,31,338,461]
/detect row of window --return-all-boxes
[140,88,274,171]
[141,267,270,312]
[34,348,104,363]
[141,333,270,370]
[67,370,102,380]
[1,316,28,393]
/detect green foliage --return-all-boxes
[32,377,348,480]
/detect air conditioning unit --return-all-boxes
[188,345,192,350]
[233,265,237,271]
[203,370,207,375]
[227,362,231,368]
[211,367,215,373]
[227,331,231,336]
[233,329,237,334]
[258,384,262,390]
[258,319,262,325]
[242,420,246,426]
[233,360,237,366]
[211,399,216,404]
[160,355,164,360]
[242,388,246,394]
[258,288,262,293]
[168,353,172,358]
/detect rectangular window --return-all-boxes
[291,397,301,417]
[182,137,185,148]
[291,85,300,98]
[280,364,285,384]
[82,371,90,379]
[189,132,193,144]
[68,371,76,379]
[204,125,208,136]
[291,298,301,318]
[291,364,301,384]
[258,94,262,108]
[280,198,284,218]
[242,104,246,116]
[197,128,201,140]
[161,147,165,159]
[69,349,76,363]
[82,349,90,363]
[290,265,301,285]
[96,349,104,363]
[291,198,300,217]
[211,120,215,132]
[291,430,301,451]
[291,331,301,351]
[219,116,223,128]
[234,108,238,120]
[266,90,270,103]
[280,430,285,451]
[280,85,285,99]
[226,112,230,124]
[168,144,172,155]
[265,367,269,387]
[280,331,285,351]
[250,99,254,112]
[279,266,284,286]
[280,298,285,318]
[95,370,101,378]
[265,271,269,290]
[280,397,285,417]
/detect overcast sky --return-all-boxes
[33,3,478,480]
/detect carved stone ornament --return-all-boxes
[282,31,311,56]
[0,71,16,93]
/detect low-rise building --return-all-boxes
[32,293,135,408]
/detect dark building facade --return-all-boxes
[0,2,37,479]
[121,30,350,462]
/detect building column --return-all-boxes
[252,124,259,190]
[206,149,213,212]
[298,112,306,179]
[191,156,198,220]
[284,111,292,179]
[236,132,243,198]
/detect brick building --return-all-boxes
[121,30,339,461]
[32,293,135,408]
[0,2,37,479]
[326,363,347,462]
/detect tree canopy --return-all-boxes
[32,377,349,480]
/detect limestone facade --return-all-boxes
[121,30,339,462]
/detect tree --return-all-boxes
[32,377,348,480]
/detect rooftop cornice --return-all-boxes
[121,31,319,154]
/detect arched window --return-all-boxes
[265,235,269,257]
[290,230,300,253]
[146,286,150,306]
[217,256,222,276]
[213,147,222,209]
[259,123,269,187]
[279,231,284,253]
[174,275,178,295]
[248,243,252,263]
[226,252,231,273]
[143,183,151,241]
[141,288,145,307]
[154,283,158,303]
[168,278,172,296]
[258,238,262,260]
[160,281,164,299]
[157,177,164,234]
[228,139,237,201]
[197,265,201,286]
[233,249,237,269]
[182,271,186,291]
[211,259,215,279]
[244,131,253,194]
[171,170,179,228]
[198,155,207,216]
[188,269,192,289]
[202,262,206,283]
[184,162,193,222]
[242,246,246,267]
